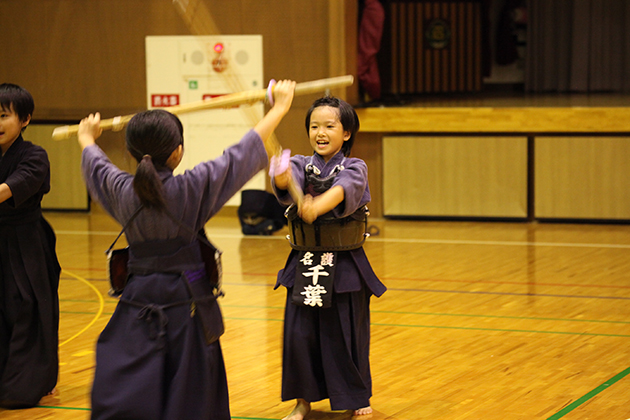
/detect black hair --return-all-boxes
[125,109,184,209]
[304,96,360,157]
[0,83,34,132]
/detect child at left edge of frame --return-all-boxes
[0,83,61,409]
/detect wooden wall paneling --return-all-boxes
[535,136,630,219]
[466,1,475,90]
[354,132,383,218]
[329,0,346,86]
[344,0,360,104]
[474,1,482,91]
[0,0,341,120]
[424,2,433,93]
[28,124,88,210]
[1,0,349,180]
[407,3,416,94]
[1,1,192,120]
[383,1,482,95]
[457,2,467,91]
[441,2,449,92]
[432,1,440,93]
[401,3,410,92]
[388,3,401,95]
[449,2,457,91]
[328,0,358,102]
[416,3,425,92]
[383,136,528,218]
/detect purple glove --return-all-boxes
[269,149,291,177]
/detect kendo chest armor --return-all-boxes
[285,158,369,252]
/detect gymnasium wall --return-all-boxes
[1,0,358,176]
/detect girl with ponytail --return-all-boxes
[125,109,184,210]
[77,80,296,420]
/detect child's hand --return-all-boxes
[271,80,296,115]
[78,113,102,150]
[273,165,292,191]
[298,194,318,224]
[297,186,344,224]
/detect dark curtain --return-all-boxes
[526,0,630,92]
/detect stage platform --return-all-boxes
[351,93,630,221]
[355,92,630,133]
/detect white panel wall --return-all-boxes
[146,35,265,206]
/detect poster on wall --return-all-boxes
[146,35,265,206]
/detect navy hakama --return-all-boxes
[281,285,373,410]
[91,272,229,420]
[0,136,60,408]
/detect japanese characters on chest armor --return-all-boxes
[290,157,370,308]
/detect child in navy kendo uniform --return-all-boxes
[0,83,61,408]
[77,81,296,420]
[270,96,386,419]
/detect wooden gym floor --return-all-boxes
[1,207,630,420]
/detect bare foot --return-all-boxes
[354,406,372,416]
[38,388,59,404]
[283,399,311,420]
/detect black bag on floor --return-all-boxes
[237,189,287,235]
